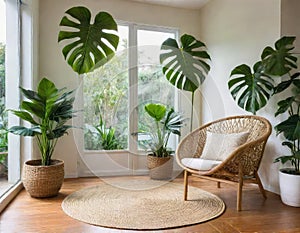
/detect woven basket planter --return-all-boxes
[147,155,173,180]
[22,159,64,198]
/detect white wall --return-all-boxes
[38,0,203,178]
[198,0,282,193]
[281,0,300,49]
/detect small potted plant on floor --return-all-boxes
[140,103,185,180]
[8,77,75,197]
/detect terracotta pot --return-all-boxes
[279,168,300,207]
[147,155,173,180]
[22,159,64,198]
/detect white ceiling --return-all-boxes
[130,0,210,10]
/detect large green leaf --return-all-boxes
[228,62,274,114]
[160,34,211,93]
[58,6,119,74]
[275,114,300,141]
[261,36,297,76]
[145,103,166,122]
[38,78,58,100]
[48,125,73,139]
[21,101,45,119]
[20,87,43,105]
[163,108,185,136]
[273,72,300,94]
[8,126,41,137]
[275,97,295,117]
[10,110,39,125]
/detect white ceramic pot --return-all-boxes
[279,169,300,207]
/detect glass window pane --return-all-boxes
[83,25,129,150]
[0,0,8,197]
[137,29,176,149]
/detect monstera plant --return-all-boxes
[160,34,211,130]
[58,6,119,75]
[228,36,300,207]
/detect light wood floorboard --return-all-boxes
[1,176,300,233]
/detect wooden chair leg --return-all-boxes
[183,170,189,201]
[255,171,267,199]
[237,167,244,211]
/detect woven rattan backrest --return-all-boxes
[206,116,268,143]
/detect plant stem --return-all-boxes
[156,121,162,151]
[190,91,194,132]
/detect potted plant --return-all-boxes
[261,37,300,207]
[8,77,75,197]
[140,103,185,180]
[228,36,300,207]
[273,75,300,207]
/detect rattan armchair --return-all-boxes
[176,115,272,211]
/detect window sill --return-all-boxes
[0,181,23,213]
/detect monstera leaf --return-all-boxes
[228,62,274,115]
[275,115,300,141]
[261,36,297,76]
[160,34,211,93]
[58,6,119,74]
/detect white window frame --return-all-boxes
[0,0,37,213]
[78,22,181,177]
[83,22,179,156]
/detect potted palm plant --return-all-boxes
[140,103,185,180]
[228,36,300,207]
[8,77,75,197]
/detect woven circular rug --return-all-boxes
[62,180,225,230]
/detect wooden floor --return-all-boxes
[1,176,300,233]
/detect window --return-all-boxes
[0,0,9,197]
[83,23,178,154]
[0,0,21,205]
[0,0,35,212]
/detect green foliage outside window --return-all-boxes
[0,43,7,166]
[83,42,128,150]
[85,115,122,150]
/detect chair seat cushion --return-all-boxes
[181,158,222,171]
[201,131,250,161]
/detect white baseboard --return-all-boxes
[64,172,79,179]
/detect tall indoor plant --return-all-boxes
[160,34,211,131]
[140,103,185,179]
[8,78,75,197]
[228,36,300,207]
[262,36,300,207]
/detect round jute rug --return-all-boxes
[62,180,225,230]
